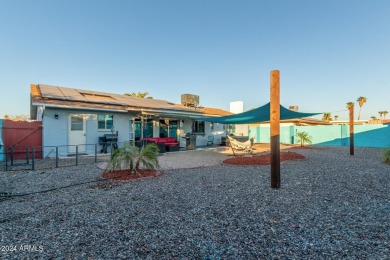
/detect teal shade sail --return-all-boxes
[191,103,320,124]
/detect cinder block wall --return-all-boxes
[249,124,390,148]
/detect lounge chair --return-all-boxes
[226,135,256,156]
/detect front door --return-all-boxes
[68,115,86,154]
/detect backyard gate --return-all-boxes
[1,119,43,160]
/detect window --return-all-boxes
[193,121,205,134]
[71,116,83,131]
[98,115,113,130]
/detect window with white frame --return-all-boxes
[98,115,113,130]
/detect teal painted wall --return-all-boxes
[0,119,3,161]
[250,124,390,148]
[295,125,347,146]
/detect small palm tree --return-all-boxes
[105,142,159,175]
[356,96,367,120]
[334,115,339,121]
[296,131,312,147]
[371,116,377,120]
[322,112,333,122]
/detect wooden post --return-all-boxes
[349,104,354,155]
[270,70,280,189]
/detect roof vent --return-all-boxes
[181,94,199,107]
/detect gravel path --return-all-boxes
[1,146,389,259]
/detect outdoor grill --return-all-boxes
[99,133,118,153]
[182,133,197,150]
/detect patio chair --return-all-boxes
[206,135,214,146]
[227,135,256,156]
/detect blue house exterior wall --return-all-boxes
[42,108,133,157]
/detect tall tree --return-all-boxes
[383,111,388,120]
[124,91,153,99]
[322,112,332,122]
[379,111,384,119]
[356,96,367,120]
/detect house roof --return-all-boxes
[30,84,231,119]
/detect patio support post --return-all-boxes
[270,70,281,189]
[349,104,354,155]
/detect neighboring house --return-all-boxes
[30,84,231,156]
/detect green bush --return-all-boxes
[383,147,390,164]
[105,142,159,174]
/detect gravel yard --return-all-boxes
[1,146,389,259]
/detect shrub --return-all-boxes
[105,142,159,175]
[296,131,312,147]
[383,147,390,164]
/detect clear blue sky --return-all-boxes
[1,0,389,120]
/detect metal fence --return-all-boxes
[1,140,167,171]
[1,142,129,171]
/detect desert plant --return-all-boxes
[105,142,159,174]
[296,131,312,147]
[383,147,390,164]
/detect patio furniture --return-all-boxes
[227,135,256,156]
[99,133,118,153]
[206,135,214,146]
[140,137,180,152]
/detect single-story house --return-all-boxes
[30,84,231,156]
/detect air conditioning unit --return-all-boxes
[181,94,199,107]
[289,106,299,112]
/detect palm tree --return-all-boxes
[105,142,159,175]
[322,112,333,122]
[356,96,367,120]
[383,111,388,120]
[379,111,384,119]
[334,115,339,121]
[371,116,377,120]
[124,91,153,99]
[347,102,354,109]
[296,131,312,147]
